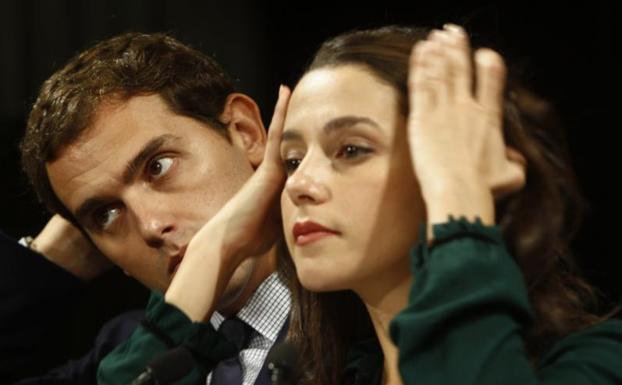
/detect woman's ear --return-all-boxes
[220,93,267,168]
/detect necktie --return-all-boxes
[210,317,253,385]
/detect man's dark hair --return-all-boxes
[21,32,235,222]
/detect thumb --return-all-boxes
[492,149,527,199]
[263,85,292,167]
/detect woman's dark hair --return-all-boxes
[280,25,609,385]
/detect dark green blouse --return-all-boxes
[344,217,622,385]
[97,291,238,385]
[98,217,622,385]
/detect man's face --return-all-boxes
[47,94,260,296]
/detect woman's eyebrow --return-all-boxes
[323,116,381,134]
[282,115,381,142]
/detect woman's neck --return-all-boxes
[354,265,412,385]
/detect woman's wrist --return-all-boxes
[164,222,237,323]
[423,179,495,242]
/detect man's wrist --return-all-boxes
[18,235,36,250]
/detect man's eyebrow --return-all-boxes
[281,115,381,142]
[121,134,180,184]
[73,134,180,224]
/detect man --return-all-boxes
[19,32,290,385]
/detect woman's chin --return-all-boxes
[298,273,348,293]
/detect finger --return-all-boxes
[427,30,454,100]
[264,85,291,164]
[506,146,527,169]
[490,147,527,199]
[423,34,451,104]
[441,23,473,100]
[491,160,527,199]
[474,48,507,118]
[409,40,441,114]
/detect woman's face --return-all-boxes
[280,65,425,293]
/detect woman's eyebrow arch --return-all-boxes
[282,115,380,142]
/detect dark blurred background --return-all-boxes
[0,0,618,368]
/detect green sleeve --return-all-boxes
[97,291,237,385]
[389,216,622,385]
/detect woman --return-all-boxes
[164,24,622,385]
[275,24,622,385]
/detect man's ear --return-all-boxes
[220,93,266,168]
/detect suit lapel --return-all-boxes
[252,318,290,385]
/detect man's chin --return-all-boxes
[215,260,256,316]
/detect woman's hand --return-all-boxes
[165,86,291,321]
[191,85,291,265]
[407,24,526,229]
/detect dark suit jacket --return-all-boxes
[0,230,143,385]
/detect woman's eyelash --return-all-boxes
[336,144,373,158]
[284,158,301,174]
[282,144,374,175]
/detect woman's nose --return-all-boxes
[284,167,330,206]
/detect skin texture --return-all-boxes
[46,92,276,314]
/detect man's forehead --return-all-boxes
[46,138,123,213]
[46,130,140,213]
[54,95,178,160]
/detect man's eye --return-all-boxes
[148,157,174,179]
[336,145,372,159]
[93,207,120,229]
[283,158,302,175]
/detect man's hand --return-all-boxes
[31,215,112,280]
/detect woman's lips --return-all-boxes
[293,221,339,246]
[295,231,337,246]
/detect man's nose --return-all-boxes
[284,159,330,206]
[131,199,176,248]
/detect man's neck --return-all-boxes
[218,246,278,316]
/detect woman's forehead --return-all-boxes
[287,66,399,128]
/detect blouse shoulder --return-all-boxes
[538,319,622,382]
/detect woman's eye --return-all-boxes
[94,207,120,230]
[336,145,372,159]
[283,158,302,174]
[148,157,174,179]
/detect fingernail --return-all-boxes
[443,23,465,35]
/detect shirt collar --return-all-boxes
[210,272,291,342]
